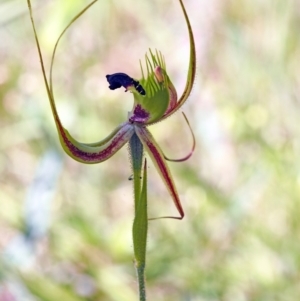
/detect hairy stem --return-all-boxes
[136,264,146,301]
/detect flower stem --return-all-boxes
[129,133,148,301]
[136,264,146,301]
[129,133,144,212]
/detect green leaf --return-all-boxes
[132,158,148,301]
[132,158,148,266]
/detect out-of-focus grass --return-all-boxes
[1,0,300,300]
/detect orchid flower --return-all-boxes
[27,0,196,299]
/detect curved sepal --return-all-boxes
[135,126,184,219]
[27,0,133,164]
[148,0,196,124]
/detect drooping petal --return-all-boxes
[163,112,196,162]
[148,0,196,124]
[135,126,184,219]
[27,0,134,164]
[59,122,134,164]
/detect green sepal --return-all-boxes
[151,0,196,123]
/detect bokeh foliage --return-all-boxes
[1,0,300,300]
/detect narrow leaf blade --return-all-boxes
[133,159,148,266]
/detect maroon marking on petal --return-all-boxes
[138,128,184,218]
[58,121,132,163]
[129,104,150,124]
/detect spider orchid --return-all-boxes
[27,0,196,220]
[27,0,195,299]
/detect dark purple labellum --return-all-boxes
[106,73,146,96]
[129,104,150,123]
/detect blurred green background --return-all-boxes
[1,0,300,300]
